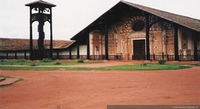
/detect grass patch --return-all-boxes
[54,62,61,65]
[0,60,192,71]
[0,66,60,70]
[77,59,84,63]
[194,64,200,67]
[0,75,13,78]
[178,65,192,69]
[0,75,24,81]
[65,67,96,71]
[65,64,192,71]
[0,60,98,66]
[101,64,191,70]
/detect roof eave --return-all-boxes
[121,1,200,32]
[70,0,200,41]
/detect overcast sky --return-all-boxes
[0,0,200,40]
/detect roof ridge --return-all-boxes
[0,38,72,41]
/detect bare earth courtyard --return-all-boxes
[0,62,200,109]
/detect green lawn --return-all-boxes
[0,59,97,66]
[0,59,193,71]
[0,59,98,70]
[0,75,13,78]
[65,64,192,71]
[0,66,60,70]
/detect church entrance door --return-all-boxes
[133,40,145,60]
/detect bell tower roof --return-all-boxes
[25,0,56,7]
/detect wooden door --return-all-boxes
[133,40,145,60]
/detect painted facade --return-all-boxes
[89,16,200,60]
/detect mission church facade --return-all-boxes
[71,1,200,61]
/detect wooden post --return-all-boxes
[105,24,109,60]
[57,50,59,59]
[145,14,150,60]
[87,35,90,60]
[69,47,72,59]
[76,41,80,59]
[6,51,8,59]
[24,50,26,59]
[29,7,33,60]
[50,8,53,60]
[15,51,17,59]
[193,31,198,61]
[174,24,179,61]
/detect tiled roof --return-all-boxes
[122,1,200,32]
[71,1,200,40]
[0,38,74,51]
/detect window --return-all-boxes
[132,20,145,31]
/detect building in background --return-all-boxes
[0,38,76,60]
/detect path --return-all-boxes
[0,67,200,109]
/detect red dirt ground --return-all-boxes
[0,66,200,109]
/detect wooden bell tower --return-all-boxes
[25,0,56,60]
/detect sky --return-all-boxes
[0,0,200,40]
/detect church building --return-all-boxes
[71,1,200,61]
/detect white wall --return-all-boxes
[79,45,87,55]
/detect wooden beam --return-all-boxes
[15,51,17,59]
[145,14,150,60]
[87,35,90,60]
[174,24,179,61]
[50,8,53,59]
[6,51,8,59]
[57,50,59,59]
[24,50,26,59]
[104,23,109,60]
[30,7,33,60]
[69,47,72,59]
[193,31,198,61]
[76,41,80,59]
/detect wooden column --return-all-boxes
[87,35,90,60]
[57,50,59,59]
[15,51,17,59]
[105,24,109,60]
[69,47,72,59]
[76,41,80,59]
[193,31,198,61]
[50,8,53,59]
[6,51,8,59]
[24,50,26,59]
[29,7,33,60]
[145,14,150,60]
[174,24,179,61]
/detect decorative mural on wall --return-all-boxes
[91,32,104,56]
[166,30,175,54]
[117,16,147,59]
[108,34,117,54]
[120,16,146,33]
[89,15,199,60]
[182,32,188,49]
